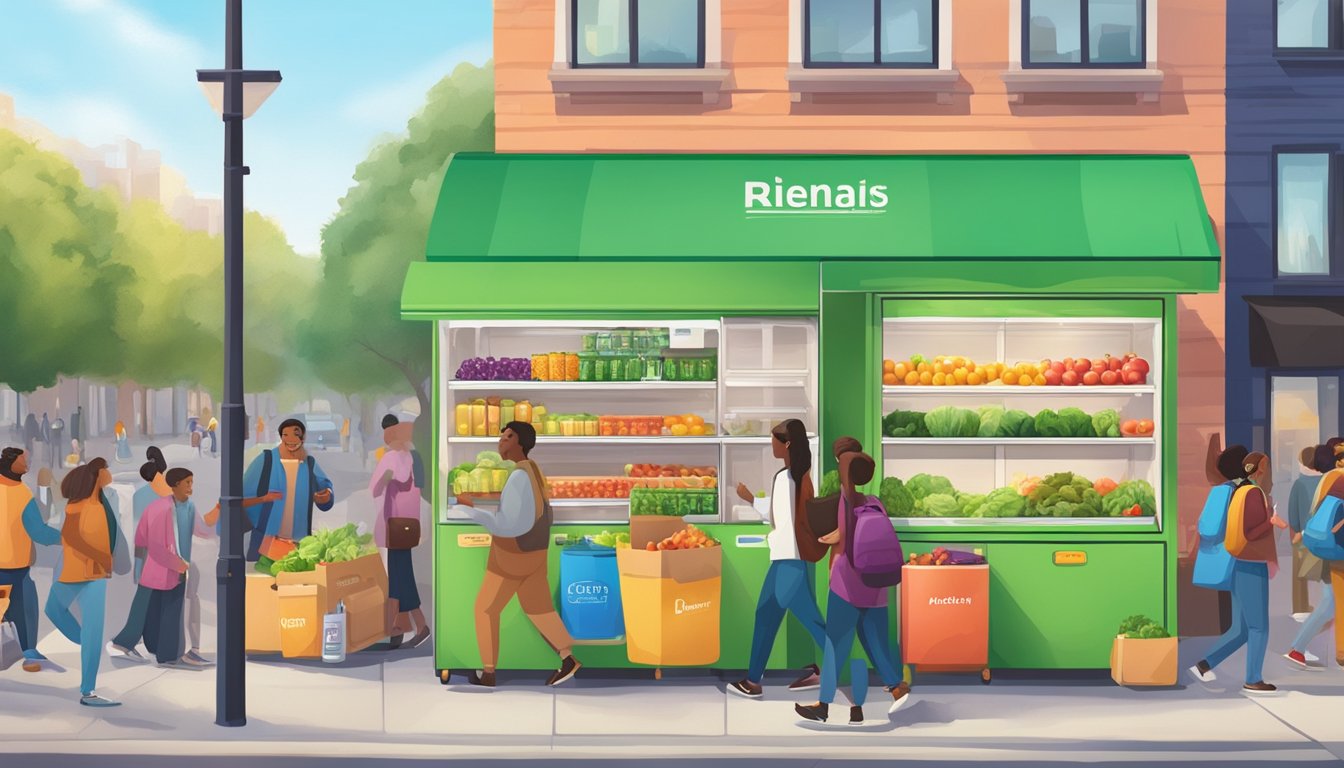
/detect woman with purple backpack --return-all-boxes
[796,451,910,726]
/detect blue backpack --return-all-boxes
[1302,495,1344,561]
[1192,482,1236,591]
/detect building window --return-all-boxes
[571,0,705,68]
[1276,153,1333,276]
[1277,0,1343,50]
[805,0,938,68]
[1023,0,1145,68]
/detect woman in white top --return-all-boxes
[729,419,828,698]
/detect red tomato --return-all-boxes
[1124,370,1144,385]
[1083,371,1101,386]
[1044,369,1062,386]
[1074,358,1092,376]
[1100,370,1119,386]
[1062,370,1080,386]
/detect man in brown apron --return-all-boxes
[453,421,581,688]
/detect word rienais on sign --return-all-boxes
[744,178,889,215]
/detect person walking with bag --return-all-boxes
[1283,444,1335,670]
[137,469,191,668]
[242,419,335,570]
[1189,447,1288,694]
[370,414,429,650]
[0,448,62,672]
[795,451,910,726]
[45,458,121,707]
[729,419,829,699]
[1305,438,1344,669]
[452,422,581,688]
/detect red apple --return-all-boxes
[1050,361,1067,376]
[1044,369,1063,386]
[1092,360,1108,377]
[1100,370,1119,386]
[1074,358,1092,376]
[1107,356,1124,372]
[1120,419,1139,436]
[1123,370,1144,385]
[1062,370,1080,386]
[1083,371,1101,386]
[1123,352,1138,362]
[1128,357,1151,375]
[1062,357,1075,370]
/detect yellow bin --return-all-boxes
[616,545,722,666]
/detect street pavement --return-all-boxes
[0,436,1341,765]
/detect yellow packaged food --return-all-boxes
[548,352,565,382]
[532,354,549,381]
[470,399,487,437]
[565,353,580,381]
[516,400,533,424]
[455,402,470,436]
[487,404,501,436]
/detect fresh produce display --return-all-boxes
[629,487,718,517]
[1118,614,1170,639]
[548,473,719,498]
[269,524,377,576]
[455,357,533,381]
[908,546,987,566]
[882,353,1152,387]
[532,352,581,382]
[448,451,517,495]
[559,530,632,549]
[882,406,1153,439]
[819,470,840,498]
[646,524,720,551]
[599,415,664,437]
[455,397,544,437]
[894,471,1156,518]
[664,414,712,436]
[878,477,916,517]
[624,463,718,479]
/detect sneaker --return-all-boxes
[728,679,763,699]
[788,664,821,692]
[887,682,912,714]
[546,655,581,686]
[405,628,431,650]
[1188,660,1217,684]
[1304,650,1321,663]
[1292,612,1312,623]
[80,693,121,708]
[467,670,496,688]
[849,706,864,726]
[178,654,209,668]
[158,660,186,669]
[21,660,41,673]
[1284,650,1323,671]
[795,702,828,723]
[1243,681,1278,695]
[106,641,147,663]
[184,650,215,666]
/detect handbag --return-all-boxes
[1297,545,1326,582]
[259,535,296,561]
[387,518,421,550]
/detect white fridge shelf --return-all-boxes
[882,437,1157,447]
[883,386,1156,397]
[447,380,716,391]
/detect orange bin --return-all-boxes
[899,564,990,682]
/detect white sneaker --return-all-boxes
[1188,662,1217,684]
[1305,651,1321,663]
[1292,613,1311,623]
[106,641,148,663]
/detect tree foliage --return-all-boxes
[302,61,495,419]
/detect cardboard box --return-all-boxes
[1110,635,1179,686]
[344,586,389,652]
[616,536,722,667]
[278,584,322,659]
[900,564,989,668]
[246,574,282,654]
[276,552,388,618]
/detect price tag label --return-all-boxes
[458,534,492,548]
[1053,550,1087,566]
[735,535,768,548]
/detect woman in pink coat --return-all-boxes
[370,415,428,649]
[137,469,191,667]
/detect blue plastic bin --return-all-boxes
[559,543,625,640]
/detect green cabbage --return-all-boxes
[977,406,1005,438]
[906,474,956,500]
[1119,614,1169,639]
[1057,407,1097,437]
[474,450,503,469]
[972,487,1027,518]
[997,410,1037,438]
[882,410,930,438]
[925,406,980,438]
[956,493,986,516]
[922,493,963,517]
[878,477,915,517]
[1103,480,1157,516]
[270,524,377,575]
[1092,409,1121,438]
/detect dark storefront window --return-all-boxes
[572,0,705,68]
[805,0,939,68]
[1276,0,1344,52]
[1275,151,1337,277]
[1023,0,1145,68]
[1269,375,1341,486]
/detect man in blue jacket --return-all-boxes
[243,419,335,569]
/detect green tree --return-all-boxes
[0,130,131,393]
[302,61,494,453]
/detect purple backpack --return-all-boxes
[844,494,904,588]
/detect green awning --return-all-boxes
[425,153,1219,262]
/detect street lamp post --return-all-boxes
[197,0,280,728]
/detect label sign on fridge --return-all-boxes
[735,535,768,548]
[1054,551,1088,566]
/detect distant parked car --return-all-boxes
[304,418,341,451]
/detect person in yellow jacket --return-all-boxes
[1307,439,1344,669]
[44,457,121,707]
[0,448,62,672]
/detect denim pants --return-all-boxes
[45,579,108,696]
[1204,560,1269,685]
[0,567,43,660]
[747,559,827,683]
[112,585,155,651]
[1291,580,1334,654]
[143,580,185,664]
[819,591,902,706]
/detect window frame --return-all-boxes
[802,0,940,69]
[1021,0,1147,69]
[1274,0,1344,55]
[1272,147,1343,281]
[569,0,707,69]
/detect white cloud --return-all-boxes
[340,40,492,129]
[56,0,205,64]
[15,92,165,151]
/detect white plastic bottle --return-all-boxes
[322,600,347,663]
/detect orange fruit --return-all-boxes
[883,373,898,386]
[932,372,946,386]
[918,371,933,385]
[967,371,982,386]
[917,363,931,374]
[941,361,956,375]
[664,416,682,427]
[686,415,705,427]
[1002,371,1018,385]
[954,368,968,385]
[904,371,920,386]
[1018,375,1033,386]
[689,425,706,436]
[1033,373,1047,386]
[670,424,689,436]
[893,363,909,379]
[883,359,896,374]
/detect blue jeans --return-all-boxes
[1204,560,1269,685]
[747,560,827,683]
[819,591,902,705]
[45,579,107,696]
[1291,580,1334,653]
[0,567,45,660]
[112,585,155,651]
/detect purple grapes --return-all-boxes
[455,356,532,381]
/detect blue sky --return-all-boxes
[0,0,493,255]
